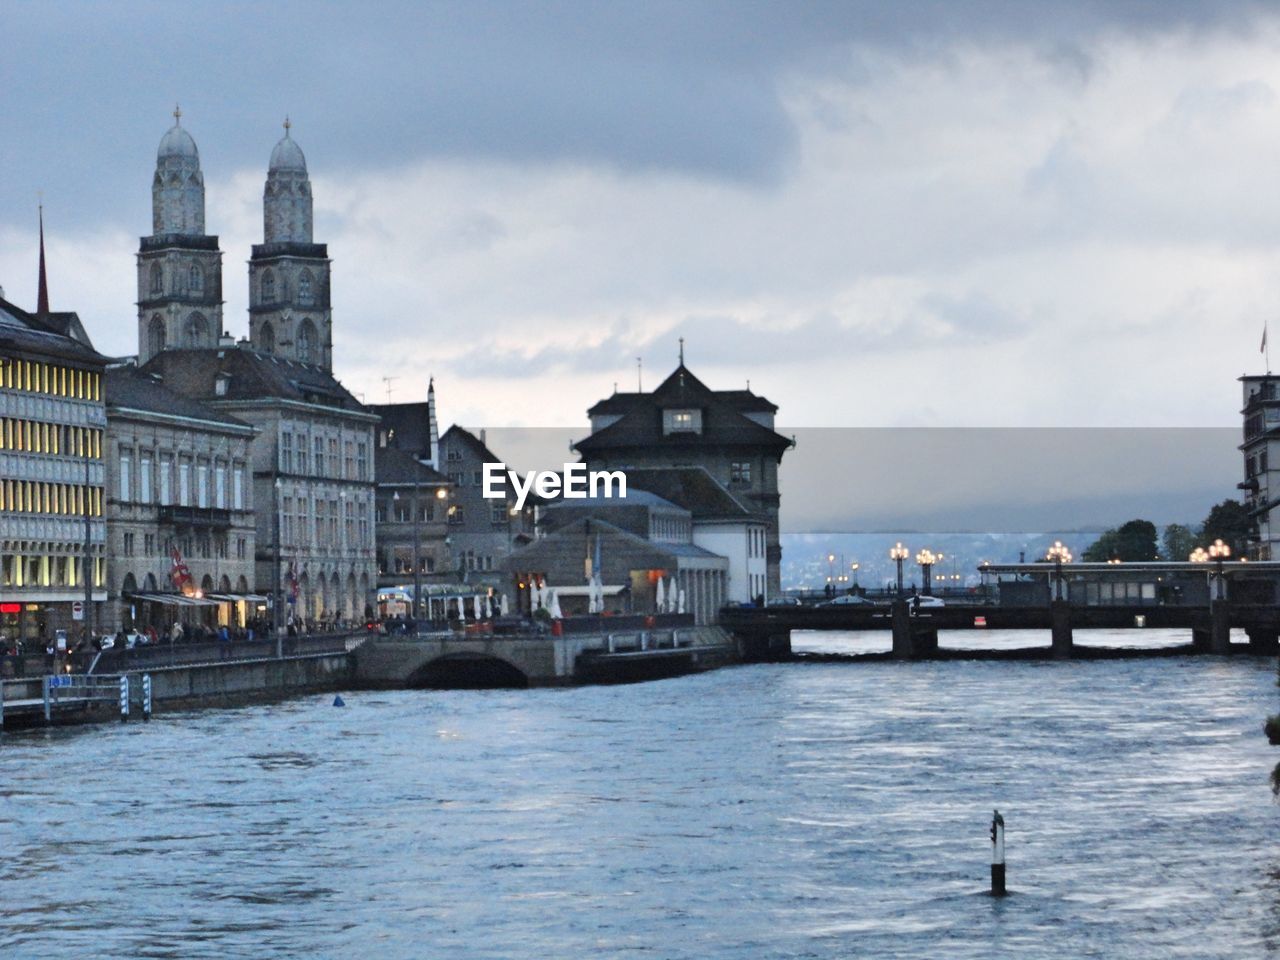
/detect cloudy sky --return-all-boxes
[2,1,1279,435]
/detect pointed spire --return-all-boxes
[426,376,440,470]
[678,336,685,366]
[36,204,49,315]
[283,115,291,136]
[173,103,182,125]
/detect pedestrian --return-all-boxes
[170,621,184,645]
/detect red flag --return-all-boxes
[169,546,194,595]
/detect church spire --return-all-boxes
[36,204,49,315]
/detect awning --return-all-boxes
[126,592,221,607]
[546,585,627,598]
[205,593,269,603]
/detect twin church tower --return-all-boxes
[137,108,332,370]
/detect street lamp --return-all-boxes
[915,548,937,596]
[1208,538,1231,600]
[1189,547,1209,564]
[850,562,859,590]
[1045,540,1073,601]
[890,543,909,597]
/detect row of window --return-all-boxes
[148,262,206,298]
[0,480,102,516]
[280,497,372,550]
[0,358,100,400]
[0,419,102,457]
[259,268,317,307]
[1,553,103,589]
[748,526,767,559]
[280,432,369,480]
[118,453,245,511]
[122,532,247,561]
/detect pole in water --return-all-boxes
[142,674,152,722]
[333,694,345,707]
[990,809,1006,896]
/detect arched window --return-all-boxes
[189,264,204,296]
[185,312,208,345]
[261,269,276,303]
[259,320,275,354]
[149,264,163,296]
[297,319,316,364]
[298,271,314,307]
[148,315,166,356]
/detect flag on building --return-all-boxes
[169,546,194,595]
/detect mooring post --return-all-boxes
[990,809,1006,896]
[119,675,130,723]
[42,675,52,724]
[142,674,152,722]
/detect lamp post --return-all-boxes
[850,561,860,590]
[1207,538,1231,600]
[915,548,936,596]
[890,543,908,597]
[1045,540,1073,601]
[271,475,282,657]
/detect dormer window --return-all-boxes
[214,373,231,396]
[664,408,701,435]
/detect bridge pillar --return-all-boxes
[1209,600,1232,654]
[1246,629,1278,655]
[891,600,912,658]
[1050,600,1072,658]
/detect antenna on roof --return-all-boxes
[678,336,684,366]
[381,376,397,403]
[636,357,642,392]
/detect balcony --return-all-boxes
[158,505,232,529]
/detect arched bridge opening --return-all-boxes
[409,654,530,690]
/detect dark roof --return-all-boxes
[140,347,367,412]
[620,467,755,520]
[508,516,723,569]
[576,364,791,456]
[587,365,778,416]
[0,296,105,367]
[542,488,682,512]
[105,366,253,430]
[369,401,432,455]
[440,424,503,463]
[374,446,448,485]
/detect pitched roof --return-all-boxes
[0,296,105,367]
[374,445,448,485]
[619,467,756,520]
[509,515,723,569]
[440,424,503,463]
[369,400,432,455]
[140,347,367,412]
[576,364,791,456]
[105,366,253,431]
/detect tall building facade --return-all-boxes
[1240,374,1279,558]
[136,117,376,626]
[104,367,257,631]
[573,362,792,597]
[0,296,107,641]
[247,122,333,370]
[136,109,224,364]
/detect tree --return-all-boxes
[1161,523,1196,562]
[1082,519,1158,562]
[1199,500,1252,556]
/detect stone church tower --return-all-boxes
[136,107,224,364]
[248,120,333,370]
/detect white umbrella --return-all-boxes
[500,593,510,616]
[455,595,466,620]
[677,588,686,615]
[473,595,483,619]
[485,594,493,619]
[548,589,563,620]
[666,577,677,613]
[655,577,666,613]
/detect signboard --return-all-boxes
[71,601,84,621]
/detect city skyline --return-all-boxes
[4,2,1280,432]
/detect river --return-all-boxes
[1,629,1278,959]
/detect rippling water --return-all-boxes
[2,630,1279,959]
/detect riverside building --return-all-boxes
[0,295,107,641]
[135,114,377,625]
